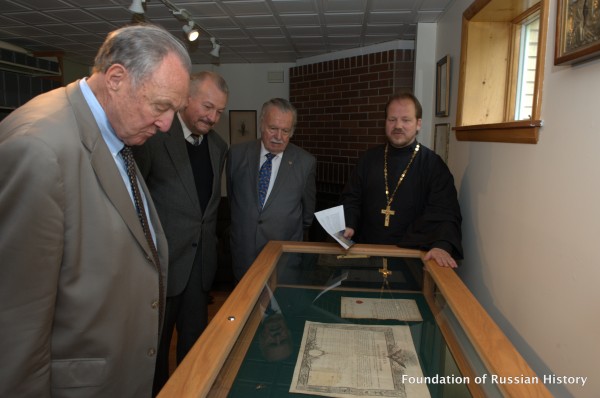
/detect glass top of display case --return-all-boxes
[158,242,552,398]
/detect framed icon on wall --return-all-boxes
[229,110,257,145]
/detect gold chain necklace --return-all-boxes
[381,142,420,227]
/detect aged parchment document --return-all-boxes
[340,297,422,322]
[290,322,430,397]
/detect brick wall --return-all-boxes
[289,49,415,210]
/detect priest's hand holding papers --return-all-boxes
[314,205,355,249]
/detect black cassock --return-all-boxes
[341,140,463,259]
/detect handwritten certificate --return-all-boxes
[341,297,422,322]
[290,322,430,398]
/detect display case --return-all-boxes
[159,241,551,397]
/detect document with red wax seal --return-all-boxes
[340,297,422,321]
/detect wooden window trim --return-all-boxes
[455,0,548,144]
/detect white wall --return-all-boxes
[438,1,598,396]
[414,23,437,148]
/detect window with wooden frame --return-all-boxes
[455,0,549,144]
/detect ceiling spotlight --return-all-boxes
[183,21,199,42]
[210,37,221,58]
[129,0,145,14]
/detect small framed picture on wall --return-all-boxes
[435,55,450,117]
[229,110,257,145]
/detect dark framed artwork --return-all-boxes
[229,110,257,145]
[435,55,450,117]
[555,0,600,65]
[434,123,450,163]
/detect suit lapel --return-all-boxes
[67,82,156,261]
[206,132,222,209]
[164,118,201,214]
[249,141,262,211]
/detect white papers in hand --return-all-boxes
[315,205,355,249]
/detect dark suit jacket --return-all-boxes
[0,81,168,398]
[226,140,316,279]
[134,117,228,295]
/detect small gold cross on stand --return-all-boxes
[381,205,395,227]
[379,258,392,279]
[379,258,392,291]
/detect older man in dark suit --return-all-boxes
[0,25,190,397]
[227,98,316,280]
[133,71,229,394]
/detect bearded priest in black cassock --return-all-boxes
[341,93,462,268]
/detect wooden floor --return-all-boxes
[168,286,233,375]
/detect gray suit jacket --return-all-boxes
[0,81,168,397]
[134,117,228,295]
[226,140,316,279]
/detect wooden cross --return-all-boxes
[381,205,395,227]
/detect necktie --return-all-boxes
[120,145,164,329]
[258,153,275,209]
[190,135,201,146]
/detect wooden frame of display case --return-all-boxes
[159,241,552,398]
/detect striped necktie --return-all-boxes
[190,135,201,146]
[120,145,164,330]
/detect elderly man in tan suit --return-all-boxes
[0,25,190,397]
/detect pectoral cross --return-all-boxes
[381,205,395,227]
